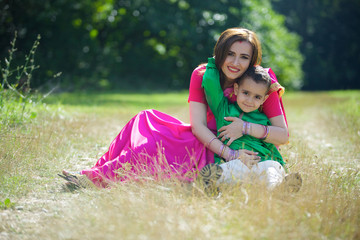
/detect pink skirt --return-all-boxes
[81,109,214,187]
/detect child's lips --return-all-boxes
[243,103,253,109]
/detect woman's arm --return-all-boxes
[189,101,260,163]
[251,115,288,145]
[189,101,221,152]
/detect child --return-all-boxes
[201,57,293,191]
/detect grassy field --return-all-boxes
[0,90,359,240]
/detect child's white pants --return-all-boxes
[218,160,285,190]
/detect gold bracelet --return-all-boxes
[220,144,226,158]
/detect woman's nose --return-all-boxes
[233,57,240,66]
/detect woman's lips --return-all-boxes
[227,66,240,73]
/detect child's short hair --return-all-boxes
[236,66,271,91]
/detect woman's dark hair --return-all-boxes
[213,28,262,87]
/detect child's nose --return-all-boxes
[246,97,254,104]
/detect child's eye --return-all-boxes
[242,91,249,95]
[255,95,262,100]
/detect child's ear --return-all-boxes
[233,83,239,95]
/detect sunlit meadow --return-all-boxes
[0,90,359,240]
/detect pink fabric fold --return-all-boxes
[81,109,213,187]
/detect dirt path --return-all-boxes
[286,96,359,171]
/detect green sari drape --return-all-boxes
[202,58,285,166]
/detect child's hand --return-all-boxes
[237,149,260,167]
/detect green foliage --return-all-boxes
[1,0,304,90]
[0,198,15,210]
[239,0,303,89]
[0,91,38,130]
[1,32,40,94]
[271,0,360,90]
[0,32,42,128]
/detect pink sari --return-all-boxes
[81,109,213,187]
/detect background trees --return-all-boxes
[1,0,358,91]
[271,0,360,90]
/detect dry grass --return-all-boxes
[0,91,359,240]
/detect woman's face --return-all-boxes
[221,41,253,84]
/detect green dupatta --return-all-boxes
[202,58,285,166]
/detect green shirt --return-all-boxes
[202,58,285,166]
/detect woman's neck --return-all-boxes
[223,79,234,89]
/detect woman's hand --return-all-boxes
[218,114,244,146]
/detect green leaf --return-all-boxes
[30,112,37,119]
[0,198,15,210]
[4,198,10,207]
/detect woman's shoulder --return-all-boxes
[192,64,207,76]
[265,67,285,98]
[190,64,207,85]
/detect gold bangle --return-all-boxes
[220,144,226,158]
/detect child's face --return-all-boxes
[233,77,269,113]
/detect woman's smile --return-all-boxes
[227,66,240,73]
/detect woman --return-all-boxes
[59,28,289,189]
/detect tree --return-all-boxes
[1,0,304,91]
[271,0,360,90]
